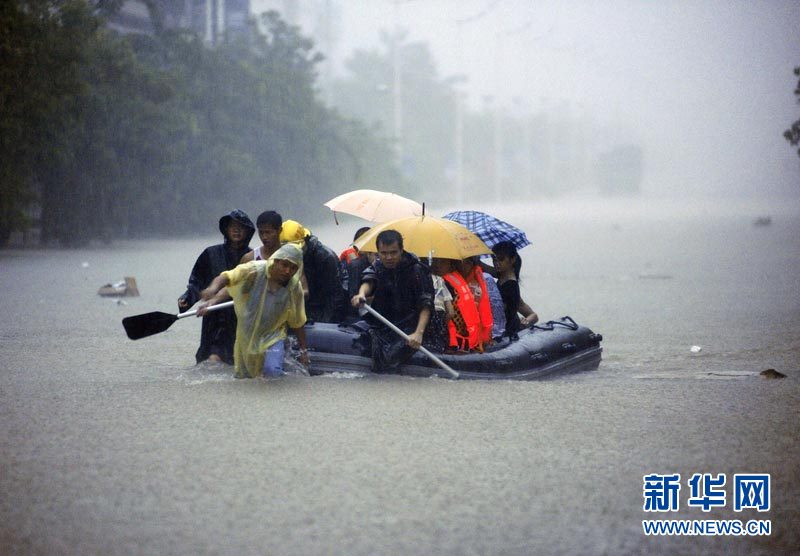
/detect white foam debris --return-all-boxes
[690,345,702,353]
[320,371,367,379]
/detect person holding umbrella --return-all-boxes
[492,241,539,340]
[433,257,493,352]
[442,210,538,335]
[350,229,434,372]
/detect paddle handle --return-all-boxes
[360,303,459,379]
[177,300,234,320]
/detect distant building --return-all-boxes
[105,0,251,46]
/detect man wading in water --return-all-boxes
[178,210,255,364]
[198,243,310,378]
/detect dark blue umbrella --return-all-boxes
[442,210,531,250]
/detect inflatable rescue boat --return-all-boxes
[304,316,602,380]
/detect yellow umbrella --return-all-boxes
[323,189,423,223]
[354,215,492,260]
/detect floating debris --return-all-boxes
[690,345,703,353]
[700,371,754,380]
[753,216,772,227]
[98,276,140,297]
[319,371,367,380]
[759,368,786,379]
[81,261,90,268]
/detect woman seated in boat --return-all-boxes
[491,241,538,341]
[422,271,455,353]
[431,257,493,352]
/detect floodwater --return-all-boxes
[1,197,798,555]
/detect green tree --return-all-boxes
[133,10,399,231]
[0,0,90,243]
[784,66,800,158]
[2,3,398,244]
[35,2,181,244]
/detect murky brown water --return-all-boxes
[2,198,798,555]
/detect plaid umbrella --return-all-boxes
[442,211,531,250]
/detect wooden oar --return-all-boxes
[122,301,234,340]
[359,302,459,379]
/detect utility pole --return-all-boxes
[454,87,465,204]
[452,3,498,203]
[392,1,403,167]
[492,100,503,201]
[492,30,504,201]
[454,19,465,203]
[514,96,534,197]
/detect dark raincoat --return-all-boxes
[179,210,255,364]
[341,253,371,323]
[360,251,434,371]
[303,235,346,323]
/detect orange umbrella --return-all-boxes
[354,215,491,260]
[324,189,423,223]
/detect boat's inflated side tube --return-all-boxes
[303,317,602,379]
[303,321,367,357]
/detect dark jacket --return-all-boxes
[303,234,345,323]
[498,279,521,339]
[179,210,254,364]
[360,251,434,372]
[362,251,434,331]
[341,253,371,322]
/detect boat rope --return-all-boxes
[533,316,579,331]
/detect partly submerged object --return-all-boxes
[303,317,602,380]
[98,276,140,297]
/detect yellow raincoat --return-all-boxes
[222,243,306,378]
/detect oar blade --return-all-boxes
[122,311,179,340]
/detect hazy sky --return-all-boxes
[260,0,800,200]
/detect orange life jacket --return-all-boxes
[467,267,494,345]
[443,270,493,351]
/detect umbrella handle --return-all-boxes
[360,303,459,379]
[177,300,234,320]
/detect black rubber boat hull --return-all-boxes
[303,317,603,380]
